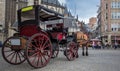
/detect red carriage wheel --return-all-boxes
[51,42,59,58]
[65,41,78,61]
[2,37,26,65]
[26,33,52,68]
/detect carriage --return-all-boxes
[2,5,79,68]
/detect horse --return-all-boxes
[76,32,89,56]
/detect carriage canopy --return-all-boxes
[17,5,63,26]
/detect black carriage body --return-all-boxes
[17,5,63,37]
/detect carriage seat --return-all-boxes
[19,20,40,37]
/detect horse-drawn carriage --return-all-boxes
[2,5,78,68]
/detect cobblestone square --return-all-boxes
[0,48,120,71]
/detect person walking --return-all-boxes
[114,42,118,49]
[92,41,95,49]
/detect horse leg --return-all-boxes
[76,45,79,58]
[82,45,85,56]
[86,45,88,56]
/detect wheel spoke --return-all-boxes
[4,50,12,52]
[10,52,16,62]
[17,52,22,62]
[6,51,15,58]
[37,54,41,66]
[29,52,39,58]
[43,56,47,63]
[41,40,47,48]
[38,37,44,47]
[31,54,37,65]
[15,52,18,63]
[41,53,47,63]
[30,40,38,48]
[19,51,25,58]
[43,44,51,49]
[33,39,39,47]
[69,51,73,59]
[40,56,43,66]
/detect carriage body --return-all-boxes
[2,5,79,68]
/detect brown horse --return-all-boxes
[76,32,89,56]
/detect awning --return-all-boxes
[91,39,101,41]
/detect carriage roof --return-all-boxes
[17,5,63,26]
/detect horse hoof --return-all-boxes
[82,52,85,56]
[86,52,88,56]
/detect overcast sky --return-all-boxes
[58,0,100,23]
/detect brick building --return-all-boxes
[98,0,120,45]
[88,17,97,30]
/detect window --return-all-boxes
[111,2,115,8]
[119,2,120,8]
[111,12,120,19]
[106,13,108,19]
[111,2,120,8]
[111,23,119,31]
[106,3,108,9]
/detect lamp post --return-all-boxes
[115,35,116,44]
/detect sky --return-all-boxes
[58,0,100,24]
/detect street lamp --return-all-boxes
[115,35,116,44]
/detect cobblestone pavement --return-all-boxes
[0,48,120,71]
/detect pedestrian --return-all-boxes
[101,42,105,49]
[92,41,95,49]
[98,41,101,49]
[114,42,118,49]
[105,42,110,49]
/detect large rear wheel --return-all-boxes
[26,33,52,68]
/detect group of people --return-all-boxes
[92,41,119,49]
[104,42,119,49]
[92,41,102,49]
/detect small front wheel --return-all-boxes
[65,42,78,61]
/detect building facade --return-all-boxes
[0,0,5,43]
[5,0,28,38]
[88,17,98,39]
[98,0,120,45]
[88,17,97,30]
